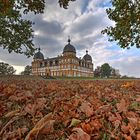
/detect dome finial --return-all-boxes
[86,50,88,54]
[38,45,41,52]
[68,35,71,44]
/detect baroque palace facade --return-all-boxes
[32,38,94,77]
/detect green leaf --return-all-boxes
[69,118,81,127]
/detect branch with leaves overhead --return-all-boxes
[0,0,76,57]
[102,0,140,49]
[59,0,76,9]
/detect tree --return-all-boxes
[110,68,121,78]
[0,62,16,75]
[101,63,112,78]
[0,0,76,57]
[94,66,101,77]
[102,0,140,49]
[21,65,32,75]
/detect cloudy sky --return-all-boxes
[0,0,140,77]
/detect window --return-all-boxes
[54,71,56,76]
[50,61,53,66]
[55,60,58,66]
[74,71,76,77]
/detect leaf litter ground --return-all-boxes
[0,77,140,140]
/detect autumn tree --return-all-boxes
[0,0,75,57]
[21,65,32,75]
[102,0,140,49]
[101,63,112,78]
[0,62,16,75]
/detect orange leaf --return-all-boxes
[137,134,140,140]
[90,119,102,131]
[123,134,132,140]
[121,125,130,134]
[81,123,92,134]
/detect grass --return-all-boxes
[0,75,139,81]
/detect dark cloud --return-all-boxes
[33,18,64,36]
[33,35,64,57]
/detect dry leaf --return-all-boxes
[81,123,92,134]
[67,128,91,140]
[116,99,127,113]
[127,117,138,128]
[80,102,93,117]
[121,125,130,134]
[5,109,20,118]
[137,133,140,140]
[25,112,54,140]
[24,103,36,115]
[90,119,102,131]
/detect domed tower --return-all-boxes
[82,50,93,71]
[63,38,76,57]
[83,50,92,62]
[32,48,44,75]
[33,48,44,60]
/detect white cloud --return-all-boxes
[13,65,25,75]
[109,56,140,77]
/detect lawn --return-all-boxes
[0,76,140,140]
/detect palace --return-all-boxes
[32,38,94,77]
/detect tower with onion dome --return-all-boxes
[63,37,76,57]
[32,48,44,75]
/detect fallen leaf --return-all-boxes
[25,112,54,140]
[81,122,92,134]
[67,128,91,140]
[90,119,102,131]
[127,117,138,128]
[121,125,130,134]
[69,118,81,127]
[24,103,36,115]
[39,120,55,134]
[123,134,132,140]
[116,99,127,113]
[137,133,140,140]
[5,109,20,118]
[80,101,93,117]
